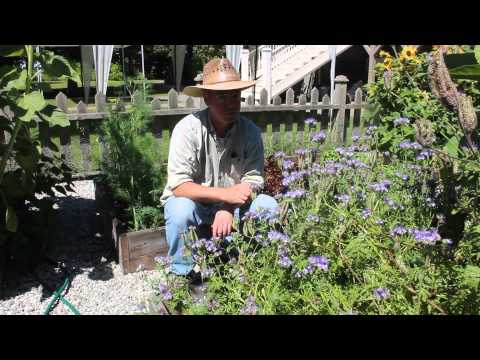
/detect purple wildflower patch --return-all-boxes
[373,287,390,300]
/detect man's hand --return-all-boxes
[212,209,234,239]
[220,183,252,206]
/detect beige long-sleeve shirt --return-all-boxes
[160,108,264,206]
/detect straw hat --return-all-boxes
[183,57,255,97]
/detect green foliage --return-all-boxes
[99,90,166,231]
[151,133,480,314]
[446,46,480,81]
[0,45,76,274]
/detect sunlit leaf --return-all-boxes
[0,46,26,57]
[6,206,18,232]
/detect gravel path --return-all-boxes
[0,180,162,315]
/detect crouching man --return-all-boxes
[160,58,278,276]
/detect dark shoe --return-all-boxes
[186,269,203,286]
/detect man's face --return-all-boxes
[203,90,241,124]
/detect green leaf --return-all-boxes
[38,104,70,127]
[17,91,47,122]
[6,206,18,232]
[5,70,27,91]
[443,136,459,158]
[40,52,81,85]
[445,52,478,69]
[0,65,18,84]
[0,46,26,57]
[449,64,480,81]
[474,45,480,65]
[15,148,40,172]
[461,265,480,288]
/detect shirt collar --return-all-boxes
[204,108,238,141]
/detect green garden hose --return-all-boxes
[32,257,81,315]
[43,276,80,315]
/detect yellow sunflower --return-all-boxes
[432,45,465,54]
[379,50,394,70]
[399,45,418,62]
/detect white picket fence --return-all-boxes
[1,75,368,178]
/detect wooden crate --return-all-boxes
[117,225,169,274]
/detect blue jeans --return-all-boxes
[164,194,279,275]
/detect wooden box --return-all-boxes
[117,225,169,274]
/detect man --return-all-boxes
[160,58,279,276]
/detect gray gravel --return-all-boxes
[0,180,163,315]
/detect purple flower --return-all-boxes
[375,220,385,226]
[158,283,173,301]
[282,159,295,170]
[312,131,326,143]
[242,210,259,221]
[411,228,441,245]
[352,135,360,143]
[399,140,423,150]
[306,214,320,223]
[416,149,432,161]
[295,148,309,156]
[368,180,392,192]
[395,172,409,181]
[362,208,372,219]
[278,253,293,268]
[304,117,317,126]
[346,159,368,169]
[336,147,354,158]
[321,161,346,175]
[308,255,329,271]
[201,267,214,278]
[335,194,350,205]
[274,151,286,158]
[373,287,390,300]
[267,230,290,244]
[283,189,307,199]
[240,295,258,315]
[365,126,378,136]
[390,225,408,237]
[154,256,172,268]
[394,117,410,126]
[282,171,305,187]
[384,198,404,210]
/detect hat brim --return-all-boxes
[183,80,256,97]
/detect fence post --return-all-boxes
[56,92,73,167]
[333,75,349,145]
[95,92,106,113]
[261,46,272,104]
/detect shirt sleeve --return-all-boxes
[241,123,264,189]
[166,118,198,191]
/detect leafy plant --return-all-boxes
[99,89,166,231]
[0,45,77,273]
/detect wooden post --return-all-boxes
[77,101,91,173]
[168,88,178,109]
[56,92,73,167]
[363,45,383,84]
[333,75,349,144]
[261,46,272,104]
[95,92,106,113]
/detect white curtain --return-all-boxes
[93,45,114,96]
[80,45,94,102]
[225,45,242,72]
[329,45,337,101]
[172,45,186,91]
